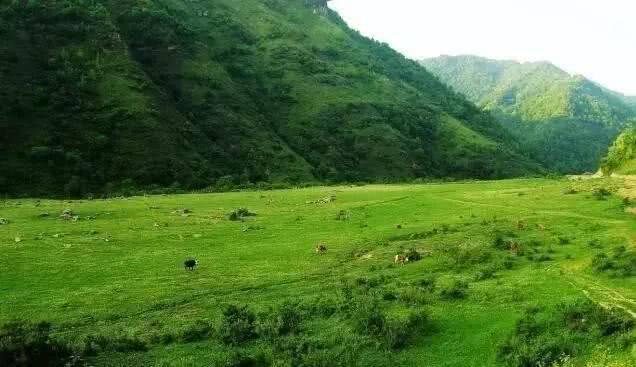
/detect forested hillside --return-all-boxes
[602,128,636,175]
[0,0,540,197]
[421,55,636,173]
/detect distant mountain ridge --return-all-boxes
[0,1,540,196]
[421,55,636,173]
[421,55,634,125]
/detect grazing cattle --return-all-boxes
[315,244,328,254]
[184,259,198,270]
[394,255,408,265]
[516,220,526,230]
[537,223,546,231]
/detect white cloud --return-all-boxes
[329,0,636,95]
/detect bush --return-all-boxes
[0,321,72,367]
[351,299,385,336]
[399,287,428,306]
[178,320,214,342]
[82,334,147,355]
[404,248,422,262]
[558,237,571,245]
[440,280,469,300]
[221,350,269,367]
[219,305,258,345]
[259,301,303,338]
[474,267,497,281]
[498,301,634,367]
[593,188,612,200]
[335,210,351,221]
[382,310,431,350]
[229,208,257,221]
[415,276,437,293]
[591,246,636,277]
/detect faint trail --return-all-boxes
[434,196,626,224]
[562,270,636,319]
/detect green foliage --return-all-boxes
[602,128,636,175]
[219,305,258,345]
[422,55,636,173]
[592,245,636,277]
[229,208,257,221]
[0,321,72,367]
[0,0,540,197]
[498,300,634,367]
[440,280,469,300]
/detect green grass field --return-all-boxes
[2,178,636,366]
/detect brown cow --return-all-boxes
[315,244,328,254]
[510,241,522,256]
[394,255,409,265]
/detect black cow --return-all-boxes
[184,259,198,270]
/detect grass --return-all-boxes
[2,178,636,365]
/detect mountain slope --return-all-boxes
[421,55,636,173]
[602,128,636,175]
[0,1,541,196]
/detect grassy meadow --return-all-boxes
[2,178,636,366]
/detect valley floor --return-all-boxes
[2,178,636,366]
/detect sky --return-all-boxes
[329,0,636,96]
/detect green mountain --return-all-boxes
[0,1,540,197]
[602,128,636,175]
[421,55,636,173]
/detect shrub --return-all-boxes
[219,305,258,345]
[259,301,303,338]
[415,276,437,293]
[498,301,635,367]
[452,246,492,268]
[591,246,636,277]
[440,280,469,300]
[82,334,147,355]
[593,188,612,200]
[178,320,214,342]
[221,350,269,367]
[558,237,571,245]
[404,248,422,262]
[398,287,428,306]
[335,210,351,221]
[229,208,257,221]
[351,299,385,336]
[0,321,72,367]
[474,267,497,281]
[382,310,431,350]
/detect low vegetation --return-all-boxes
[2,178,636,366]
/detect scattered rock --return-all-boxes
[14,237,21,243]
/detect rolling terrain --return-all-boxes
[2,178,636,366]
[0,0,540,197]
[421,55,636,173]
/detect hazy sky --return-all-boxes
[329,0,636,95]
